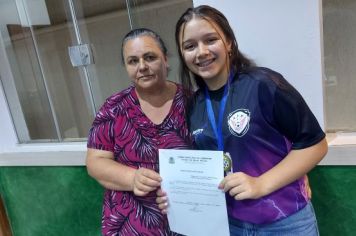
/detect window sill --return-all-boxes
[0,142,86,166]
[0,134,355,166]
[318,132,356,165]
[326,132,356,146]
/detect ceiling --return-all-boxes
[45,0,162,25]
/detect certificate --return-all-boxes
[159,149,229,236]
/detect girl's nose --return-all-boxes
[197,43,209,57]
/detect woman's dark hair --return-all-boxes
[121,28,168,64]
[175,5,254,92]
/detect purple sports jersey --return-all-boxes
[189,67,325,224]
[87,84,191,235]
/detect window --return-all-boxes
[0,0,193,143]
[323,0,356,133]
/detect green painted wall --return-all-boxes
[309,166,356,236]
[0,167,103,236]
[0,166,355,236]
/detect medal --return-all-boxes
[223,152,233,174]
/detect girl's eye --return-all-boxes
[206,38,218,44]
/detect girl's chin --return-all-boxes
[196,72,216,80]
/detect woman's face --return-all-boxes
[123,36,168,91]
[179,17,231,90]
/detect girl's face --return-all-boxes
[179,17,231,90]
[123,36,168,91]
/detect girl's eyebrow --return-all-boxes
[182,32,220,44]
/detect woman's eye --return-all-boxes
[145,55,157,62]
[127,58,138,65]
[183,44,195,51]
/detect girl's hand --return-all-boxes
[156,188,168,214]
[132,167,161,196]
[218,172,265,200]
[219,139,328,201]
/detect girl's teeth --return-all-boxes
[199,60,213,67]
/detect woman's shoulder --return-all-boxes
[171,81,196,104]
[97,86,135,117]
[105,86,134,103]
[173,82,184,94]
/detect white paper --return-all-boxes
[159,149,229,236]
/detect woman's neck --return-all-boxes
[136,81,177,125]
[135,81,175,107]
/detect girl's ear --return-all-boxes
[227,40,232,53]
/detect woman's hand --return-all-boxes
[156,188,168,214]
[219,172,265,200]
[132,167,162,196]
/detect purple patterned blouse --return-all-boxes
[87,84,191,236]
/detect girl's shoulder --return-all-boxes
[238,67,284,84]
[237,67,296,94]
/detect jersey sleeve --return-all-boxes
[87,100,115,152]
[272,82,325,150]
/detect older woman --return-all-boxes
[86,28,191,235]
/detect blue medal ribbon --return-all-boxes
[204,71,234,151]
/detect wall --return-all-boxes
[194,0,324,127]
[309,166,356,235]
[0,166,355,236]
[0,167,103,236]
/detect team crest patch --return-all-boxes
[192,128,204,136]
[227,109,251,137]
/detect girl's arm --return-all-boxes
[219,138,328,200]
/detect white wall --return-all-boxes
[193,0,324,127]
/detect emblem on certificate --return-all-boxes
[223,152,233,174]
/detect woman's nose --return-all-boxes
[138,58,148,71]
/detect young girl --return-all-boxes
[157,5,327,235]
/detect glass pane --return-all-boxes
[323,0,356,132]
[72,0,133,108]
[128,0,193,84]
[0,0,57,142]
[0,0,94,142]
[32,0,94,140]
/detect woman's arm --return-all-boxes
[86,148,162,196]
[219,138,328,200]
